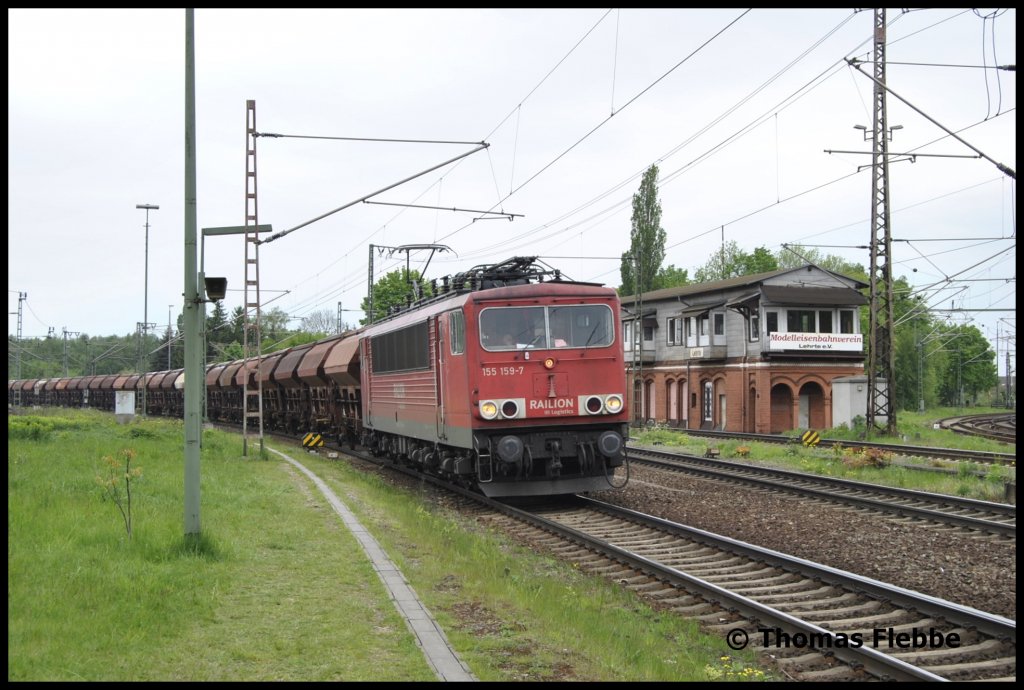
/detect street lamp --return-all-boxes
[136,203,159,416]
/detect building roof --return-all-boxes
[620,264,869,303]
[761,285,868,306]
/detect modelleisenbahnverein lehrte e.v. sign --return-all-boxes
[768,332,863,351]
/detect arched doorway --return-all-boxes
[667,380,678,426]
[770,383,793,433]
[798,381,826,429]
[747,386,757,433]
[701,380,714,429]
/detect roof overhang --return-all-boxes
[678,301,725,318]
[762,285,868,306]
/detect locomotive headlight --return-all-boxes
[501,399,519,419]
[543,357,556,369]
[604,394,623,414]
[480,400,498,420]
[585,395,604,415]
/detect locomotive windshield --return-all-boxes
[480,304,614,351]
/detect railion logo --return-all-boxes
[529,398,575,411]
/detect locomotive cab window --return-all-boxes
[448,310,465,355]
[480,304,614,351]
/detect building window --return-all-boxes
[766,311,778,335]
[685,318,695,346]
[643,325,654,341]
[667,317,683,345]
[623,321,633,351]
[749,314,760,341]
[787,309,815,333]
[703,381,713,422]
[818,310,833,334]
[840,310,855,334]
[713,313,724,336]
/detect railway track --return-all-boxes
[500,496,1016,682]
[658,427,1016,466]
[938,413,1017,445]
[626,446,1016,540]
[322,442,1015,682]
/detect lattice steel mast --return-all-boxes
[243,99,265,456]
[13,291,26,406]
[865,8,897,435]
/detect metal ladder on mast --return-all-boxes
[243,99,264,456]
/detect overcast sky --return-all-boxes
[8,8,1016,371]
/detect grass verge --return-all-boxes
[9,408,772,681]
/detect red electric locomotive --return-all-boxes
[10,257,631,499]
[359,257,630,497]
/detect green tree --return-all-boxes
[619,164,666,296]
[691,242,777,282]
[937,325,998,406]
[228,306,246,345]
[359,268,432,325]
[261,307,292,345]
[652,264,689,290]
[205,301,229,360]
[299,309,337,336]
[775,244,866,280]
[739,246,778,275]
[220,341,244,361]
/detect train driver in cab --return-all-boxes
[550,311,570,348]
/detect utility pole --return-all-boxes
[957,351,962,410]
[62,327,80,377]
[367,244,377,324]
[337,301,343,334]
[136,321,156,413]
[242,99,265,457]
[864,8,897,435]
[628,253,643,425]
[12,292,26,405]
[183,7,201,536]
[1007,349,1014,408]
[921,335,929,411]
[168,304,174,369]
[137,203,159,416]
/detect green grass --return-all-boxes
[8,409,432,681]
[9,408,773,682]
[824,406,1017,455]
[300,452,759,681]
[632,406,1015,503]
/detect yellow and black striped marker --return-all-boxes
[801,430,820,447]
[302,432,324,448]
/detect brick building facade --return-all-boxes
[621,265,869,433]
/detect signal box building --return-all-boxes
[620,264,869,433]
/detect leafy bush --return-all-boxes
[8,415,89,441]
